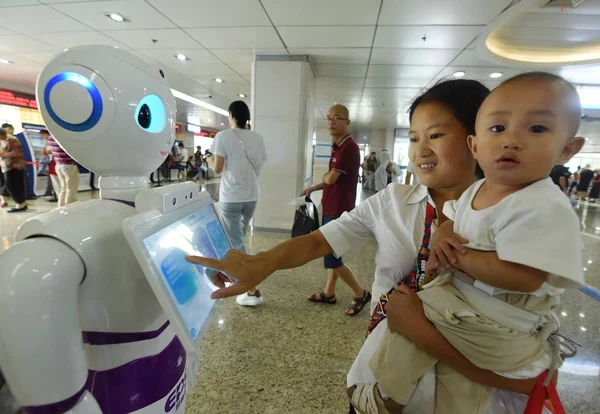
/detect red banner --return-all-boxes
[0,89,38,109]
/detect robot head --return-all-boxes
[36,45,176,177]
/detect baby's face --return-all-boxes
[470,79,576,188]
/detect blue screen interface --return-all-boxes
[143,204,231,340]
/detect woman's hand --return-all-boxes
[186,250,276,299]
[426,220,468,275]
[385,284,435,343]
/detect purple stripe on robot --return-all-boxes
[83,320,171,345]
[23,385,87,414]
[86,335,187,414]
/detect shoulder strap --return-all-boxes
[232,129,259,178]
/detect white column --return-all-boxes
[251,55,315,231]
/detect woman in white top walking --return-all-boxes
[208,101,268,307]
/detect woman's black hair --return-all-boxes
[408,79,490,178]
[229,100,250,129]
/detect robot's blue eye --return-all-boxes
[135,95,166,133]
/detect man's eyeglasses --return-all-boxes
[325,115,349,122]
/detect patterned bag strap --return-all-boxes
[366,202,436,336]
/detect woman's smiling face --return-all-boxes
[408,101,477,192]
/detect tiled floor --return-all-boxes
[0,184,599,413]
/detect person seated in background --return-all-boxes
[352,72,585,414]
[192,145,205,183]
[187,155,198,182]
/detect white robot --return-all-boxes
[0,46,191,413]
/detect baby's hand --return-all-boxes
[426,220,468,275]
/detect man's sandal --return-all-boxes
[307,291,337,304]
[346,290,372,316]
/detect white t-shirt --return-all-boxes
[320,183,435,303]
[443,177,584,297]
[210,128,267,203]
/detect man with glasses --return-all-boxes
[301,105,371,316]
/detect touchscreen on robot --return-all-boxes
[0,45,198,414]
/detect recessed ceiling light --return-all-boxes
[175,54,188,61]
[238,93,246,98]
[489,72,503,79]
[453,71,466,78]
[107,12,127,22]
[221,123,224,126]
[0,58,11,64]
[215,78,224,83]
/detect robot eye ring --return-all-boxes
[44,71,104,133]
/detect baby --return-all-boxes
[350,72,586,414]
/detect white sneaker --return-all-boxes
[235,290,264,307]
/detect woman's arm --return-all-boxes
[186,230,333,298]
[188,187,387,295]
[386,284,544,395]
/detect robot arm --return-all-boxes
[0,237,101,413]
